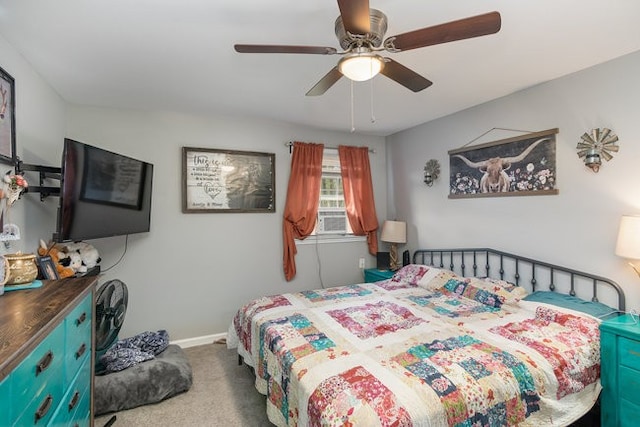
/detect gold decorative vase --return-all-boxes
[4,253,38,285]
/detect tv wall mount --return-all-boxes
[15,158,61,201]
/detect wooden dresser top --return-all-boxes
[0,277,97,380]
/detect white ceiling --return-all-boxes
[1,0,639,136]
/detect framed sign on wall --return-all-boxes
[182,147,275,213]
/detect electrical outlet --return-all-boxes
[359,257,365,269]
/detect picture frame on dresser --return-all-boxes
[0,65,17,165]
[36,255,59,280]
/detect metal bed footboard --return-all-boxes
[413,248,625,311]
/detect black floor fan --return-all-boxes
[95,280,128,427]
[95,279,128,375]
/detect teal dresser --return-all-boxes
[0,277,96,427]
[600,314,640,426]
[364,268,395,283]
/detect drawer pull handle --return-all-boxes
[36,351,54,376]
[35,394,53,423]
[75,343,86,359]
[76,312,87,326]
[68,390,80,411]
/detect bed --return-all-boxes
[227,248,625,426]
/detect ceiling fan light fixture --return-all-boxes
[338,53,384,82]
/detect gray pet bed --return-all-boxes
[95,344,193,415]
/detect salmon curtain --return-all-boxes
[338,145,379,255]
[283,141,324,281]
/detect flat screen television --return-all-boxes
[55,138,154,242]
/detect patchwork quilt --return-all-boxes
[227,265,602,427]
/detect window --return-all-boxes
[314,149,354,236]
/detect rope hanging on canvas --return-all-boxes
[461,127,535,148]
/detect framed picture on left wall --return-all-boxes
[0,66,16,165]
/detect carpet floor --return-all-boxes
[94,342,271,426]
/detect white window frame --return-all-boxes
[297,148,365,245]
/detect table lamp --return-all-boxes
[615,215,640,277]
[380,220,406,271]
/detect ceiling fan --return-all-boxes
[234,0,501,96]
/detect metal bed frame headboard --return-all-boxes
[412,248,625,311]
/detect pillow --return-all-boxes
[416,267,458,290]
[523,291,617,319]
[471,277,529,305]
[442,278,504,308]
[389,264,430,286]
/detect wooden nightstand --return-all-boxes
[364,268,395,283]
[600,314,640,426]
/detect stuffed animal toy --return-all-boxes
[38,240,75,279]
[63,242,101,272]
[78,244,101,270]
[62,251,86,274]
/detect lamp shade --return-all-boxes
[380,220,406,244]
[615,215,640,259]
[338,54,384,82]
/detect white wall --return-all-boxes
[387,50,640,311]
[1,33,387,342]
[0,35,66,259]
[65,107,387,340]
[6,22,639,340]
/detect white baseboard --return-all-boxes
[170,332,227,349]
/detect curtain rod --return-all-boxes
[285,141,375,154]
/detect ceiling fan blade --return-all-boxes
[380,59,433,92]
[337,0,371,35]
[386,11,501,52]
[234,44,337,55]
[306,67,343,96]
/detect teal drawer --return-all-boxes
[65,293,92,344]
[70,365,92,425]
[0,375,11,425]
[619,365,640,406]
[67,293,92,328]
[65,294,92,385]
[64,335,91,387]
[620,397,640,427]
[68,383,91,427]
[48,357,91,427]
[14,378,65,427]
[12,323,65,408]
[620,336,640,371]
[364,269,394,283]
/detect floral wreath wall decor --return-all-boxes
[448,128,559,199]
[0,170,28,245]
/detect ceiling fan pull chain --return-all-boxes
[350,80,355,133]
[370,78,376,124]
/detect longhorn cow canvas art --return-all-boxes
[448,128,559,199]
